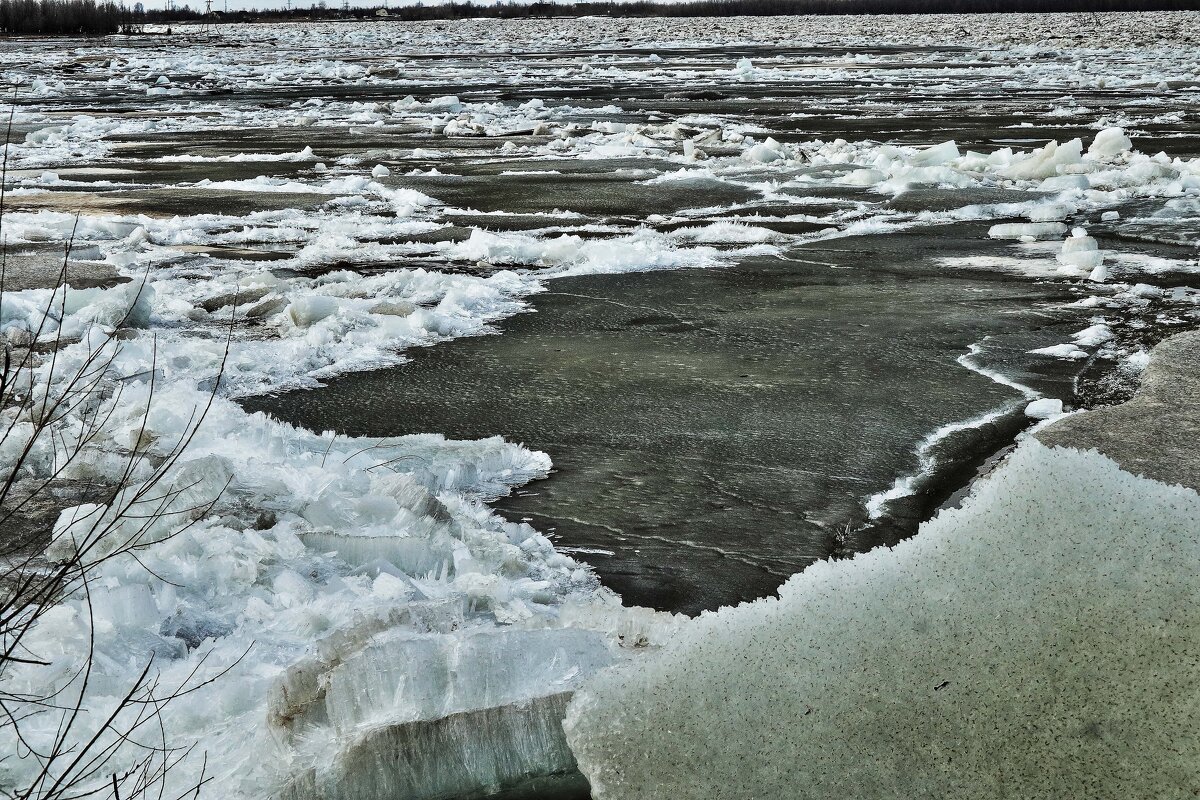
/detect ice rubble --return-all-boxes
[0,177,710,800]
[565,441,1200,799]
[0,157,706,796]
[442,228,736,277]
[0,281,154,338]
[1026,319,1115,363]
[156,146,316,163]
[0,355,680,797]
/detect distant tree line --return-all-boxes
[0,0,220,34]
[149,5,207,21]
[2,0,1199,36]
[203,0,1200,23]
[0,0,134,33]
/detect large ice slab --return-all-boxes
[565,441,1200,799]
[274,626,613,800]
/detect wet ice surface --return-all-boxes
[4,13,1200,798]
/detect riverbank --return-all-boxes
[1037,329,1200,489]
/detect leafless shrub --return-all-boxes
[0,87,234,800]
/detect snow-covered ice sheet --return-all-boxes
[565,441,1200,799]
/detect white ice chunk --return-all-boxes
[742,138,787,163]
[1058,227,1104,272]
[1039,174,1091,191]
[1025,203,1072,222]
[1028,343,1089,360]
[839,168,885,186]
[908,140,959,167]
[731,57,756,79]
[1072,322,1113,347]
[1089,127,1133,158]
[1024,398,1064,419]
[1002,138,1082,180]
[988,222,1067,240]
[285,295,340,328]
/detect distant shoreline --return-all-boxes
[148,0,1200,24]
[229,0,1195,21]
[3,0,1199,38]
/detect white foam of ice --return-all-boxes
[864,341,1039,520]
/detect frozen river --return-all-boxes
[3,13,1200,799]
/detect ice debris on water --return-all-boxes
[0,267,687,798]
[4,18,1200,800]
[1058,227,1105,277]
[1,361,682,798]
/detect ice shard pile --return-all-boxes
[0,362,680,798]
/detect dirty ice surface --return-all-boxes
[565,439,1200,800]
[2,12,1200,800]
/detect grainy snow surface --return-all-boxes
[564,441,1200,800]
[2,13,1200,799]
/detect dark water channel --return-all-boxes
[244,222,1089,614]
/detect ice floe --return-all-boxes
[566,441,1200,799]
